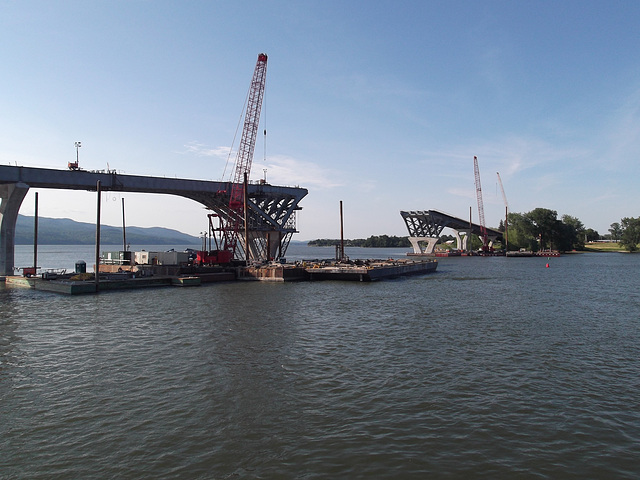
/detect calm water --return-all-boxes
[1,246,639,478]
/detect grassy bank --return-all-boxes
[584,242,627,252]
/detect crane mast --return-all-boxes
[496,172,508,211]
[223,53,268,260]
[497,171,508,250]
[473,156,488,251]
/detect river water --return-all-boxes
[1,245,639,478]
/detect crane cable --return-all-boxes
[262,82,267,167]
[221,84,251,182]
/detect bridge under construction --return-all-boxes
[400,209,503,255]
[0,164,308,276]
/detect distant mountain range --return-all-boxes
[15,215,200,245]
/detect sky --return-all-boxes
[2,1,640,241]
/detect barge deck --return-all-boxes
[305,258,437,281]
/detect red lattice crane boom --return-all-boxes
[223,53,268,260]
[473,156,489,250]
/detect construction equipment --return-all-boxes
[204,53,267,264]
[496,172,508,211]
[473,156,489,251]
[196,213,233,265]
[496,172,508,249]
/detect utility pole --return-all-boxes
[339,201,345,262]
[33,192,38,271]
[95,180,101,290]
[122,197,127,251]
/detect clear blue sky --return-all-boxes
[2,1,639,240]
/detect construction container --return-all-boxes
[101,251,133,265]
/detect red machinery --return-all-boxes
[196,249,232,265]
[196,214,233,265]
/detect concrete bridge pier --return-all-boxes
[243,231,284,263]
[408,236,439,255]
[0,182,30,276]
[453,230,470,251]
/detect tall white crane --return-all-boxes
[496,172,508,249]
[473,156,488,251]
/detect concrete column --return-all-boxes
[0,182,30,276]
[408,236,439,254]
[453,230,463,250]
[267,231,281,261]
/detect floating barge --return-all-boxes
[3,268,234,294]
[408,250,465,257]
[304,258,437,282]
[506,250,561,257]
[3,273,212,294]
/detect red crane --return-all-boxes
[473,156,489,251]
[197,53,268,265]
[229,53,268,211]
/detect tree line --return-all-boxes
[308,235,411,248]
[608,217,640,252]
[502,208,640,252]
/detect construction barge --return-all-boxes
[3,257,437,294]
[303,258,437,281]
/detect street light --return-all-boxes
[74,141,81,163]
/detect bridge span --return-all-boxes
[0,165,308,275]
[401,209,503,254]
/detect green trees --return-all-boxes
[527,208,559,249]
[608,222,623,242]
[560,214,585,251]
[584,228,600,242]
[607,218,640,251]
[619,217,640,252]
[506,212,537,251]
[505,208,586,252]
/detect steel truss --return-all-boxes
[205,182,305,262]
